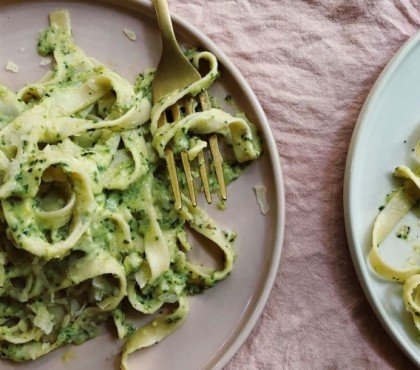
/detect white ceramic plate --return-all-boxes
[0,1,285,369]
[345,32,420,366]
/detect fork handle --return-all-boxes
[154,0,179,53]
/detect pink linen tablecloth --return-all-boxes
[171,1,420,369]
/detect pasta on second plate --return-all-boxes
[370,142,420,332]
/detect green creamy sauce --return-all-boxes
[134,70,154,103]
[37,26,57,56]
[0,12,261,365]
[171,131,189,154]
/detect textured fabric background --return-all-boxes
[170,1,420,369]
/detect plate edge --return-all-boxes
[343,30,420,367]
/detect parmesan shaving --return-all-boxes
[5,60,19,73]
[123,28,137,41]
[254,185,269,215]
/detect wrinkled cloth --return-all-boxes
[171,1,420,369]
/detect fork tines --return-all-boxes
[159,91,226,210]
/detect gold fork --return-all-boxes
[152,0,226,210]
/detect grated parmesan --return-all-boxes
[40,57,52,66]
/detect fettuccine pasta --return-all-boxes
[0,10,261,369]
[369,141,420,333]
